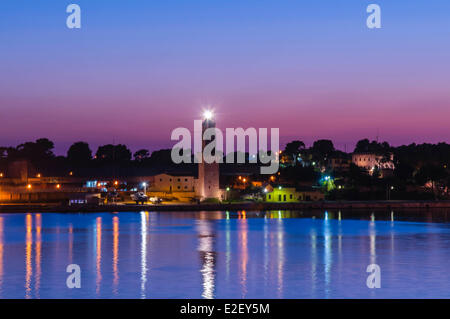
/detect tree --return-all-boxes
[148,149,174,166]
[284,140,305,155]
[414,164,446,187]
[354,138,390,155]
[9,138,55,162]
[134,149,150,162]
[311,139,334,164]
[354,139,371,153]
[67,142,92,163]
[95,144,131,162]
[0,147,8,159]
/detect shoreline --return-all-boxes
[1,200,450,213]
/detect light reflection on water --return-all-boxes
[0,210,449,299]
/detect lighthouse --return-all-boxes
[197,110,221,200]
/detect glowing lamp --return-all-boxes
[203,110,213,120]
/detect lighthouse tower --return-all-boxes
[198,111,221,200]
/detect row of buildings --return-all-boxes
[0,116,222,204]
[0,114,395,205]
[281,151,395,176]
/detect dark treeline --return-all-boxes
[279,138,450,200]
[1,138,450,200]
[0,139,184,177]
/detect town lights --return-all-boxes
[36,173,41,178]
[56,184,61,189]
[27,184,32,189]
[0,173,3,178]
[114,181,118,186]
[203,110,213,120]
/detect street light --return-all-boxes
[142,182,147,195]
[26,184,32,204]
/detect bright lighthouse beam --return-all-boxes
[203,110,213,120]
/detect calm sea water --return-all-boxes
[0,210,449,299]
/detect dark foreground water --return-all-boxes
[0,210,449,299]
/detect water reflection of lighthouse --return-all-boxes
[196,219,217,299]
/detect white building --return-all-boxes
[352,153,395,175]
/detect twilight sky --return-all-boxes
[1,0,450,155]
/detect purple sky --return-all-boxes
[1,0,450,155]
